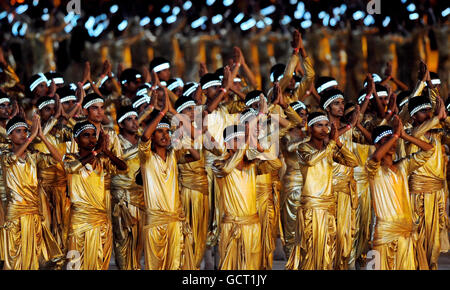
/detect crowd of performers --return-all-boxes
[0,28,449,270]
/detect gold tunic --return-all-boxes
[212,148,261,270]
[2,150,63,270]
[366,147,435,270]
[111,135,145,270]
[407,117,449,269]
[64,154,117,270]
[286,140,358,270]
[138,139,195,270]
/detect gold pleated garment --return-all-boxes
[353,169,372,263]
[143,209,195,270]
[373,218,428,270]
[286,195,337,270]
[68,204,112,270]
[410,174,447,270]
[334,177,357,270]
[218,214,261,270]
[256,174,275,270]
[179,158,209,269]
[111,190,145,270]
[280,170,303,258]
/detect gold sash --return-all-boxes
[70,205,109,236]
[373,218,415,247]
[300,195,336,215]
[409,174,445,194]
[178,166,208,194]
[145,209,185,228]
[221,213,260,247]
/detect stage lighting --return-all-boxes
[256,20,265,28]
[301,20,312,29]
[212,14,223,24]
[382,16,390,27]
[166,15,177,24]
[41,13,49,21]
[234,13,244,23]
[140,16,150,26]
[191,16,207,29]
[264,17,273,25]
[0,11,7,19]
[12,22,20,36]
[110,4,118,14]
[304,11,311,20]
[16,4,28,14]
[340,4,347,14]
[409,13,419,20]
[223,0,234,7]
[261,5,276,16]
[364,15,375,26]
[85,16,95,30]
[406,3,416,12]
[207,0,216,6]
[161,5,170,13]
[33,0,39,6]
[183,1,192,10]
[281,15,292,25]
[240,18,256,31]
[154,17,163,26]
[353,11,365,21]
[322,14,330,26]
[442,8,450,17]
[173,7,180,15]
[330,18,337,26]
[19,22,27,36]
[290,0,297,5]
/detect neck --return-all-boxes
[154,145,167,161]
[381,154,394,167]
[79,148,91,159]
[121,130,138,145]
[328,114,341,127]
[0,118,7,128]
[310,137,325,150]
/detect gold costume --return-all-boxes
[407,117,449,269]
[286,140,358,270]
[178,148,209,269]
[64,154,118,270]
[212,148,262,270]
[33,117,72,252]
[366,147,435,270]
[111,135,145,270]
[138,139,195,270]
[2,150,62,270]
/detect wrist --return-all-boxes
[293,47,300,55]
[92,150,98,157]
[219,87,227,94]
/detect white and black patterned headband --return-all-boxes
[6,122,28,135]
[153,62,170,73]
[245,94,266,107]
[224,131,245,143]
[176,100,196,113]
[121,74,142,85]
[322,94,344,109]
[374,129,393,144]
[98,73,114,87]
[7,122,28,135]
[38,99,55,110]
[425,79,441,86]
[399,98,409,108]
[74,123,96,138]
[118,111,138,123]
[410,103,432,116]
[136,87,148,96]
[307,115,329,127]
[167,78,184,91]
[132,96,150,108]
[377,90,388,97]
[240,109,257,123]
[47,77,64,86]
[183,84,199,97]
[317,80,338,94]
[60,95,77,103]
[202,80,222,90]
[270,72,284,83]
[83,98,104,109]
[291,101,306,111]
[0,98,11,105]
[156,122,170,130]
[29,73,48,91]
[358,94,373,104]
[447,103,450,111]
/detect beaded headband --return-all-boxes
[38,99,55,110]
[7,122,28,135]
[153,62,170,73]
[322,94,344,109]
[118,111,138,123]
[74,123,96,138]
[307,115,328,127]
[317,80,338,94]
[374,129,393,144]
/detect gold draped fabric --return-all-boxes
[280,134,305,258]
[256,173,275,270]
[64,154,117,270]
[178,152,209,268]
[111,135,145,270]
[212,148,262,270]
[286,140,358,270]
[2,150,63,270]
[406,117,449,269]
[138,139,195,270]
[366,146,435,270]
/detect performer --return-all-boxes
[286,112,358,270]
[138,95,197,270]
[366,116,434,270]
[64,121,127,270]
[111,106,145,270]
[406,95,448,269]
[2,115,63,270]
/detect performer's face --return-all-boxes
[327,98,344,118]
[62,100,75,113]
[9,126,28,145]
[136,103,148,115]
[0,102,12,120]
[412,108,431,124]
[376,135,398,155]
[33,82,48,98]
[181,106,195,122]
[297,109,307,127]
[204,86,219,100]
[86,103,105,124]
[152,127,171,148]
[157,69,171,82]
[173,87,183,98]
[39,104,55,123]
[119,115,139,134]
[309,120,329,141]
[226,135,245,151]
[76,128,97,151]
[379,94,389,107]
